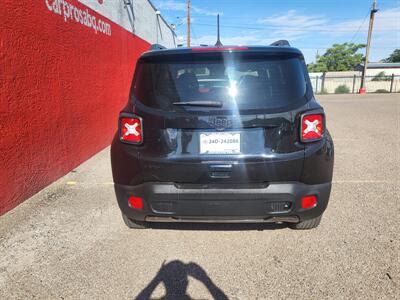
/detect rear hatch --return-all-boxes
[131,48,311,184]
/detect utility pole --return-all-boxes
[359,0,378,94]
[187,0,191,47]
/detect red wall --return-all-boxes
[0,1,150,214]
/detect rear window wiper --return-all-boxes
[172,101,223,108]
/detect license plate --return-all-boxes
[200,132,241,154]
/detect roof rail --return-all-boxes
[270,40,290,47]
[150,44,167,50]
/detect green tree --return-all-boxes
[383,49,400,63]
[308,43,365,72]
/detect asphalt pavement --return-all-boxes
[0,93,399,299]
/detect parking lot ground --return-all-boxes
[0,93,399,299]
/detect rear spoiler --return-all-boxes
[270,40,290,47]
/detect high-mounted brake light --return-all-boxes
[301,114,324,142]
[191,47,249,52]
[119,115,143,144]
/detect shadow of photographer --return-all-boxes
[135,260,229,300]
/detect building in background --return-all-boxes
[355,62,400,76]
[0,0,176,214]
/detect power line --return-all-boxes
[190,22,395,32]
[184,15,399,21]
[349,8,373,43]
[191,21,198,42]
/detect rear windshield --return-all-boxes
[132,52,308,112]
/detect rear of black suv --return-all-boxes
[111,45,334,230]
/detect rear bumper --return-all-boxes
[115,181,331,223]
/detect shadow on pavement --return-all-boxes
[134,260,228,300]
[148,222,288,231]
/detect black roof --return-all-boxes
[141,45,303,59]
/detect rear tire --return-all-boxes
[122,213,149,229]
[289,215,322,230]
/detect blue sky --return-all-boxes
[153,0,400,63]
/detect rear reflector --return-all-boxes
[301,195,317,209]
[120,116,142,144]
[301,114,324,142]
[129,196,143,210]
[191,47,249,52]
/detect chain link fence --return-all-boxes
[310,74,400,94]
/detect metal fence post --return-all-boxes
[390,74,395,93]
[316,76,319,94]
[321,73,325,93]
[352,75,356,94]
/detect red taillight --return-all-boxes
[120,116,142,144]
[301,114,324,142]
[301,195,317,209]
[191,47,249,52]
[128,196,143,210]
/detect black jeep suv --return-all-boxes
[111,42,334,230]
